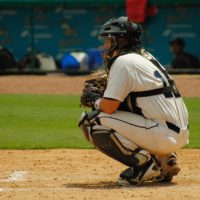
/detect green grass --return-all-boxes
[0,94,199,149]
[0,94,91,149]
[184,98,200,148]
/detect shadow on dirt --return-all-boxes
[63,181,177,190]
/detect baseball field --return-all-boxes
[0,75,199,200]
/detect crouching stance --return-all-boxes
[79,16,189,186]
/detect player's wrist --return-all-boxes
[94,98,101,110]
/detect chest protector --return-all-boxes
[114,49,181,116]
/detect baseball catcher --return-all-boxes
[79,16,189,186]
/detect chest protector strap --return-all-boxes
[132,49,181,98]
[118,49,181,115]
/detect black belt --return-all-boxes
[166,121,180,134]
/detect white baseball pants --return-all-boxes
[97,111,189,155]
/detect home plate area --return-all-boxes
[0,149,199,200]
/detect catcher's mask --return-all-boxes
[99,16,141,70]
[99,34,118,67]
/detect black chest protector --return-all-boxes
[109,49,181,116]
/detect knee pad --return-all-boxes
[79,110,150,167]
[78,110,101,144]
[91,127,150,167]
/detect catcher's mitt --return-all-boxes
[80,70,108,108]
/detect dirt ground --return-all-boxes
[0,74,199,97]
[0,149,199,200]
[0,75,199,200]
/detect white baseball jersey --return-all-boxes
[97,52,189,155]
[103,52,188,130]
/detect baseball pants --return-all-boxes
[97,111,189,155]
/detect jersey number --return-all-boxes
[154,70,180,98]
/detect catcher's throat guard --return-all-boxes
[79,110,150,167]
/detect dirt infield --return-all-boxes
[0,149,199,200]
[0,74,199,97]
[0,75,199,199]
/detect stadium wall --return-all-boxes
[0,0,199,72]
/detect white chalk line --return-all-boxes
[0,171,27,182]
[1,174,108,182]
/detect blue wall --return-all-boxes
[143,6,200,66]
[0,5,199,66]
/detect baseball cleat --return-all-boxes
[118,158,161,186]
[153,154,180,182]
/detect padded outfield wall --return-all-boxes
[0,0,199,66]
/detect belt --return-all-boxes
[166,121,180,134]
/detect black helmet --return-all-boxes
[99,16,141,70]
[99,16,141,48]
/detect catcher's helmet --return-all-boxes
[99,16,141,49]
[99,17,141,69]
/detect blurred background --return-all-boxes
[0,0,199,74]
